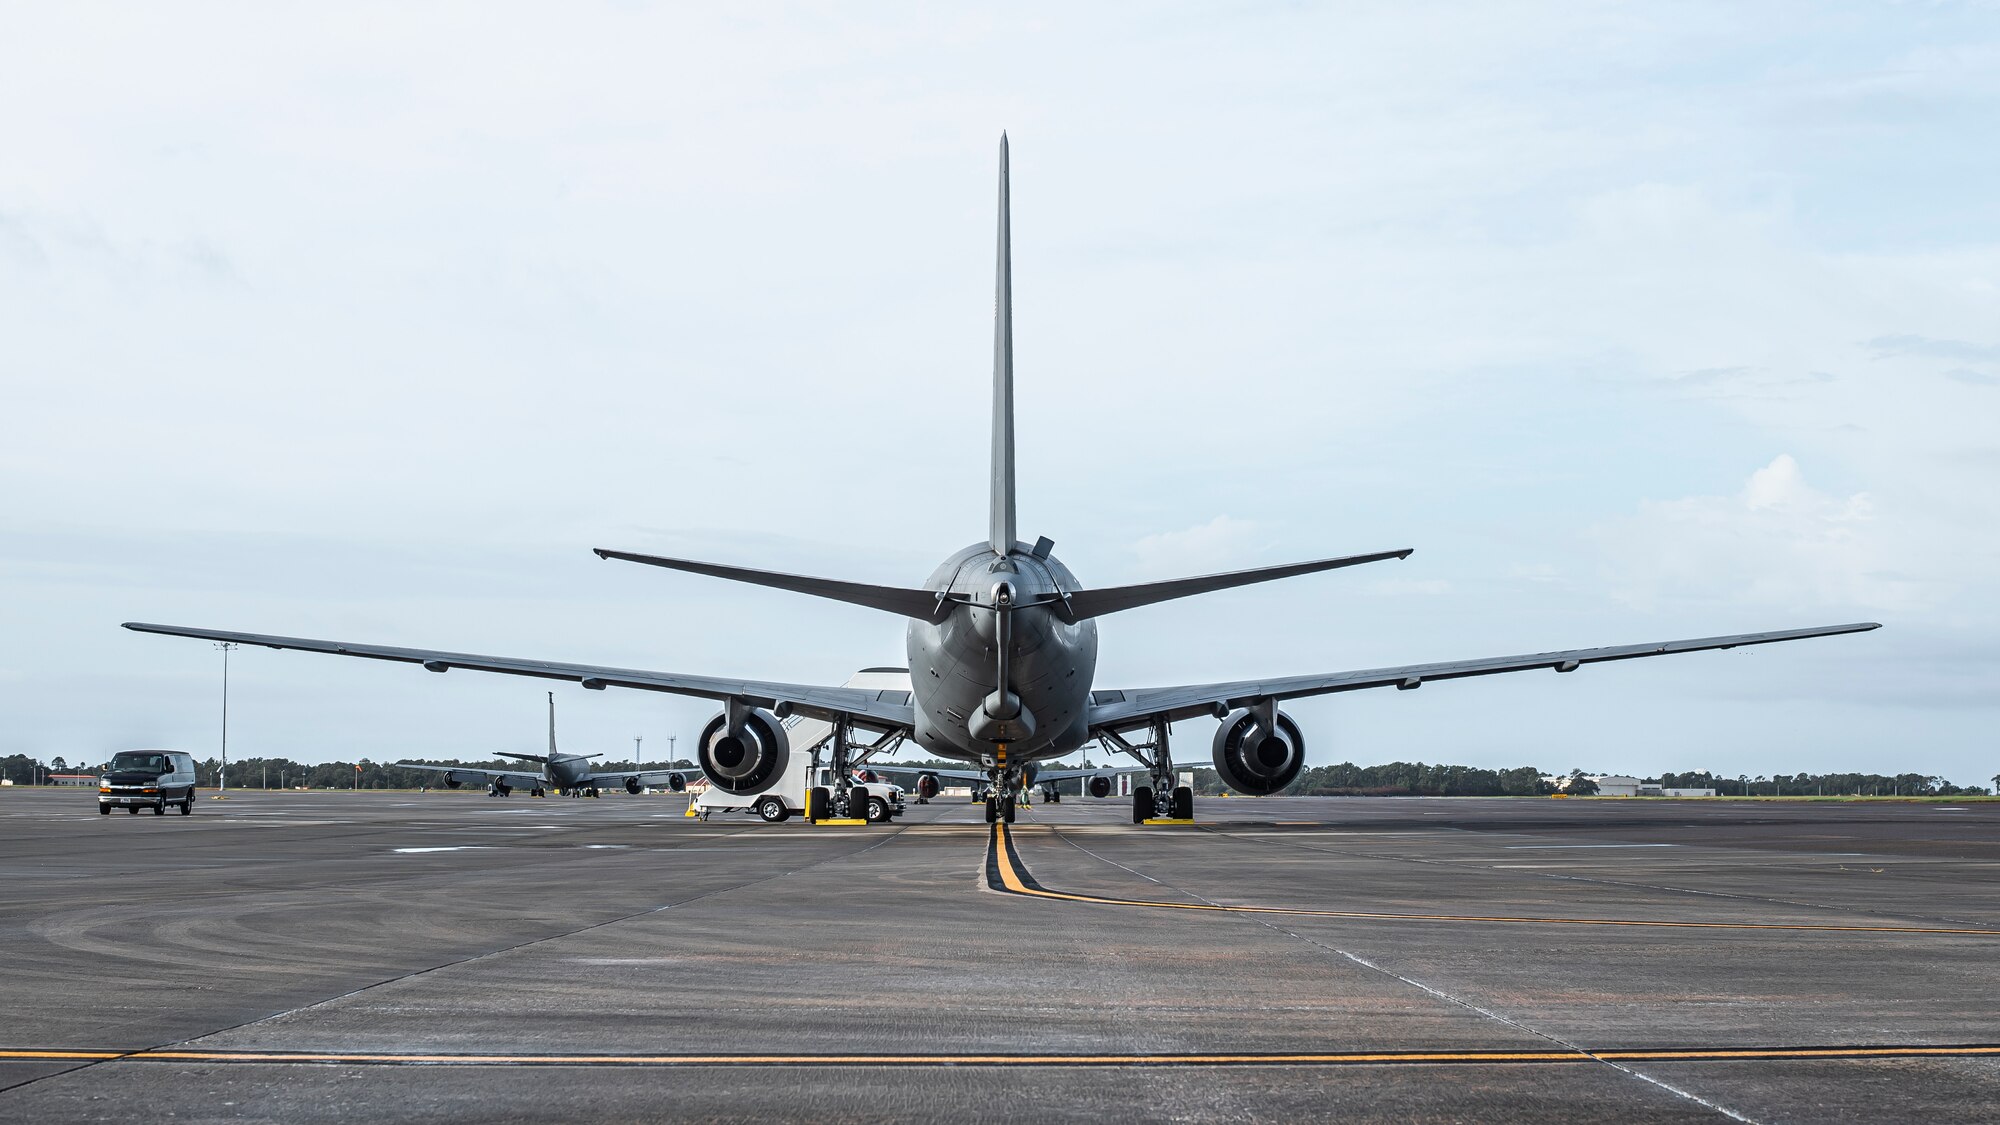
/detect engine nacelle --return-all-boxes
[697,708,790,795]
[915,773,941,800]
[624,776,643,795]
[443,776,463,790]
[667,774,687,793]
[494,780,512,796]
[1086,775,1112,799]
[1210,708,1306,795]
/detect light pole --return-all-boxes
[215,641,238,794]
[634,735,643,766]
[668,735,677,767]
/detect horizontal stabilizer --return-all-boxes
[1061,548,1413,621]
[496,752,551,764]
[594,549,947,622]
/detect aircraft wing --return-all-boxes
[393,762,543,788]
[1086,623,1881,732]
[122,624,916,731]
[583,768,702,789]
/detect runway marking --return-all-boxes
[984,825,2000,935]
[4,1044,1999,1068]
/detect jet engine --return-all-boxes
[666,774,687,793]
[914,773,941,800]
[624,776,643,795]
[1210,707,1306,795]
[443,776,462,790]
[1086,775,1112,799]
[696,708,790,795]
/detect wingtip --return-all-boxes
[1397,549,1414,560]
[591,548,611,560]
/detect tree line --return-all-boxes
[0,753,694,790]
[4,752,1992,796]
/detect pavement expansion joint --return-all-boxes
[7,1044,1999,1069]
[982,823,2000,935]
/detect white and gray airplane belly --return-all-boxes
[905,543,1097,763]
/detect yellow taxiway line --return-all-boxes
[986,824,2000,936]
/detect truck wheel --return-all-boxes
[756,797,790,823]
[151,802,165,816]
[863,796,887,824]
[1171,786,1193,820]
[1133,787,1155,823]
[127,806,139,815]
[99,804,110,815]
[180,796,194,815]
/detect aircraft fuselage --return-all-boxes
[906,542,1098,766]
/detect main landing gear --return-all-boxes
[1105,720,1194,824]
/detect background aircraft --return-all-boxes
[125,136,1877,826]
[396,693,696,798]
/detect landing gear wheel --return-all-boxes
[805,786,831,821]
[531,788,545,798]
[588,787,600,798]
[1171,786,1193,820]
[756,796,790,823]
[1001,795,1017,824]
[984,797,998,824]
[1132,787,1155,823]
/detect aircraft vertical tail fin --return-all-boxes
[990,132,1016,557]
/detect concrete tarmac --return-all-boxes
[2,788,1997,1122]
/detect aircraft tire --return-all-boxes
[1132,787,1155,823]
[806,786,831,821]
[1171,786,1193,820]
[984,797,997,824]
[1001,795,1017,824]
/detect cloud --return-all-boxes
[1591,455,1937,614]
[1865,334,2000,364]
[1945,368,1999,387]
[1129,515,1261,579]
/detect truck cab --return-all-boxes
[99,750,199,816]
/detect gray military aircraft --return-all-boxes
[124,135,1878,825]
[396,692,696,799]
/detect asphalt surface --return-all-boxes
[3,788,1998,1123]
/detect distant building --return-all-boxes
[50,773,99,787]
[1591,775,1645,797]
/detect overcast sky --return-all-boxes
[3,3,1996,785]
